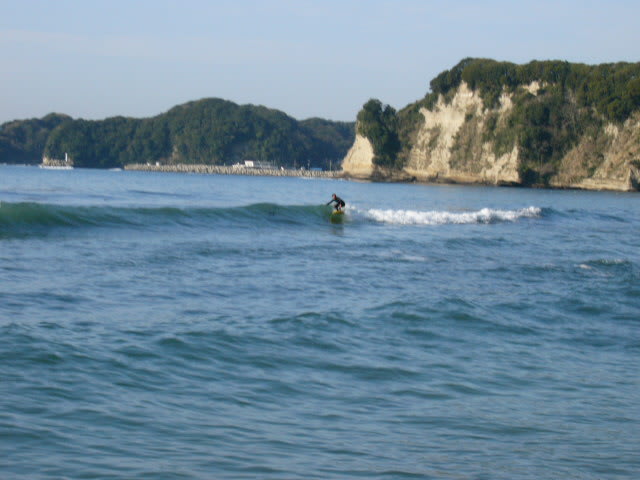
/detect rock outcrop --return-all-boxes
[341,60,640,192]
[403,83,521,186]
[341,134,376,179]
[550,115,640,191]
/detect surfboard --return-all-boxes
[330,210,345,224]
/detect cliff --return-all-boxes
[341,134,375,179]
[550,116,640,191]
[404,82,521,185]
[342,59,640,191]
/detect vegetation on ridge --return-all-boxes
[430,58,640,121]
[356,58,640,185]
[1,99,354,169]
[0,114,71,164]
[356,99,401,168]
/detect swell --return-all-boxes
[0,201,331,238]
[0,201,552,239]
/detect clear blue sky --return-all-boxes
[1,0,638,124]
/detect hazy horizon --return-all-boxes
[2,0,639,124]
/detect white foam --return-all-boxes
[359,206,541,225]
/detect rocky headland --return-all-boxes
[341,59,640,191]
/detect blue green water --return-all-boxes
[1,165,639,479]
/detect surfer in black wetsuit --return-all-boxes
[327,193,345,212]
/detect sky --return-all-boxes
[1,0,639,124]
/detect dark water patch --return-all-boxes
[128,188,194,200]
[286,332,349,355]
[114,343,162,362]
[30,291,90,310]
[150,327,295,381]
[0,330,87,371]
[444,234,512,249]
[37,320,64,330]
[376,471,434,479]
[270,311,355,330]
[433,297,524,336]
[155,335,197,355]
[563,206,627,222]
[390,387,454,401]
[316,360,424,383]
[591,211,631,223]
[439,381,494,397]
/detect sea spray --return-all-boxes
[359,206,542,225]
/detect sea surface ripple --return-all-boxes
[1,165,639,479]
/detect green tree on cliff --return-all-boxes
[0,113,71,164]
[356,99,401,168]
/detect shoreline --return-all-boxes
[124,163,343,179]
[16,162,635,192]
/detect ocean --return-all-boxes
[1,164,638,479]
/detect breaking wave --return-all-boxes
[358,206,542,225]
[0,201,544,239]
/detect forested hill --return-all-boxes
[0,113,72,164]
[0,99,355,169]
[348,58,640,189]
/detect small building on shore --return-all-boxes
[232,160,276,170]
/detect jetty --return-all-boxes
[124,163,343,179]
[40,152,73,169]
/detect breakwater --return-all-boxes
[124,163,342,179]
[41,155,73,169]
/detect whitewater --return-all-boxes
[1,165,639,479]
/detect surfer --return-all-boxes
[327,193,345,212]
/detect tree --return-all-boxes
[357,99,401,168]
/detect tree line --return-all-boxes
[356,58,640,185]
[0,98,355,170]
[429,58,640,122]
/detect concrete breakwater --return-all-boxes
[124,164,343,179]
[41,154,73,169]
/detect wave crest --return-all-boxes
[0,201,543,239]
[360,206,542,225]
[0,201,332,238]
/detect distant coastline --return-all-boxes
[124,163,343,179]
[4,59,638,191]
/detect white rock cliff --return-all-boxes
[341,82,640,191]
